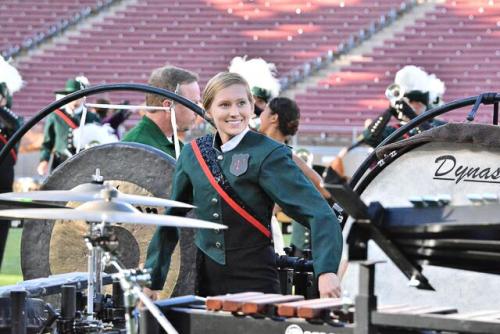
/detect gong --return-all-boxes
[21,142,197,298]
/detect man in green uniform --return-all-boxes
[122,66,201,157]
[37,76,100,175]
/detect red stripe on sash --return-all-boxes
[0,133,17,161]
[191,140,271,238]
[55,109,78,129]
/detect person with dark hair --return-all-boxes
[145,73,343,298]
[259,97,332,257]
[259,97,300,141]
[0,56,23,267]
[122,65,200,158]
[95,99,132,139]
[94,98,111,119]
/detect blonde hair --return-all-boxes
[202,72,253,112]
[146,66,198,109]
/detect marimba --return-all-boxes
[153,289,500,334]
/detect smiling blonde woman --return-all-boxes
[145,72,343,298]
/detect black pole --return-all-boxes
[466,93,484,122]
[61,285,76,320]
[0,83,213,164]
[112,280,124,308]
[494,102,499,125]
[10,290,27,334]
[139,307,159,333]
[58,285,76,334]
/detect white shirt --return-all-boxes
[220,127,250,153]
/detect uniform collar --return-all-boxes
[142,116,173,144]
[219,127,250,153]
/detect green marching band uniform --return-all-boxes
[122,116,181,156]
[0,83,23,267]
[145,129,343,295]
[39,108,100,169]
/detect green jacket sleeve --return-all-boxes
[259,145,343,276]
[144,147,193,290]
[144,226,179,290]
[40,116,55,162]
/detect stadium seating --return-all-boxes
[296,0,500,136]
[11,0,407,123]
[0,0,103,56]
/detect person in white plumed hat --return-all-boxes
[0,55,24,267]
[228,56,281,117]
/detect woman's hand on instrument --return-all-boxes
[142,287,159,301]
[318,272,341,298]
[37,160,48,176]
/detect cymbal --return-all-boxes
[0,198,65,210]
[0,182,194,209]
[0,200,226,230]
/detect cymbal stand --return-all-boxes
[84,222,105,321]
[91,222,178,334]
[82,184,115,321]
[104,256,178,334]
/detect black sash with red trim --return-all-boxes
[0,132,16,162]
[192,135,271,238]
[55,109,78,129]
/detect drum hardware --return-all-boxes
[0,184,226,334]
[350,94,500,191]
[90,233,180,334]
[466,92,498,122]
[275,249,317,299]
[408,194,451,208]
[0,83,212,166]
[85,103,170,113]
[467,193,498,204]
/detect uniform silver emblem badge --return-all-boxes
[230,153,249,176]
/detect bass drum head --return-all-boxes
[343,140,500,311]
[342,145,372,179]
[21,142,197,297]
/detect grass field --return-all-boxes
[0,228,23,286]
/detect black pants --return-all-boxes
[197,243,280,297]
[0,159,14,269]
[51,153,69,172]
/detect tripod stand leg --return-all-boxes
[136,289,178,334]
[87,247,95,319]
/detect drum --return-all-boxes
[21,142,197,298]
[342,123,500,312]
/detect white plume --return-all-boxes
[0,56,23,94]
[229,56,280,97]
[394,65,430,93]
[75,75,90,87]
[427,73,446,107]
